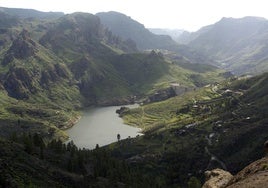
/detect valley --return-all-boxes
[0,6,267,188]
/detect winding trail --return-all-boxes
[205,146,227,170]
[205,135,227,170]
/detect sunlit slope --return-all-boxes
[111,72,268,186]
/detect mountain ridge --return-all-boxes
[0,6,64,19]
[0,7,267,188]
[180,16,268,74]
[96,11,179,51]
[0,9,227,141]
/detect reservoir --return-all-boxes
[66,105,141,149]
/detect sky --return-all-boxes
[1,0,268,31]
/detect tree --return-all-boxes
[117,134,121,142]
[23,135,33,154]
[187,176,201,188]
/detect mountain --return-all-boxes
[2,7,266,188]
[115,72,268,186]
[0,9,227,141]
[0,69,266,187]
[96,11,216,65]
[148,28,185,42]
[0,11,139,139]
[183,17,268,74]
[96,11,179,51]
[0,27,82,140]
[176,25,214,44]
[0,7,64,19]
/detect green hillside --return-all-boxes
[0,29,81,140]
[114,72,268,186]
[0,71,266,187]
[0,9,227,141]
[0,7,267,188]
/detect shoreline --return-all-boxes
[61,114,82,131]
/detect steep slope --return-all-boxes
[149,28,185,42]
[96,11,178,51]
[0,10,228,140]
[0,29,82,140]
[112,52,227,95]
[40,12,226,104]
[0,6,64,19]
[113,72,268,186]
[226,156,268,188]
[39,12,138,105]
[186,17,268,74]
[203,156,268,188]
[97,11,216,65]
[0,7,266,187]
[0,12,138,139]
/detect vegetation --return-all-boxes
[184,17,268,74]
[0,134,157,187]
[0,9,227,141]
[114,73,268,186]
[0,7,268,188]
[96,11,178,51]
[97,11,215,65]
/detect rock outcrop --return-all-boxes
[202,168,233,188]
[2,29,37,65]
[145,87,176,104]
[202,157,268,188]
[227,157,268,188]
[4,67,36,99]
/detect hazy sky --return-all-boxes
[1,0,268,31]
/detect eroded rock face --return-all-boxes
[203,157,268,188]
[202,168,233,188]
[4,67,36,99]
[2,29,37,65]
[227,157,268,188]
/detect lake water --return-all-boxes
[66,104,141,149]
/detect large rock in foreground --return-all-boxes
[202,168,233,188]
[202,157,268,188]
[227,157,268,188]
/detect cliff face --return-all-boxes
[227,156,268,188]
[202,157,268,188]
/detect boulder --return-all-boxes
[202,168,233,188]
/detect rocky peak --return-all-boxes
[2,29,37,65]
[11,29,37,59]
[4,67,36,99]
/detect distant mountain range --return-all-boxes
[96,11,216,65]
[96,11,179,51]
[148,28,185,42]
[96,12,268,75]
[178,16,268,74]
